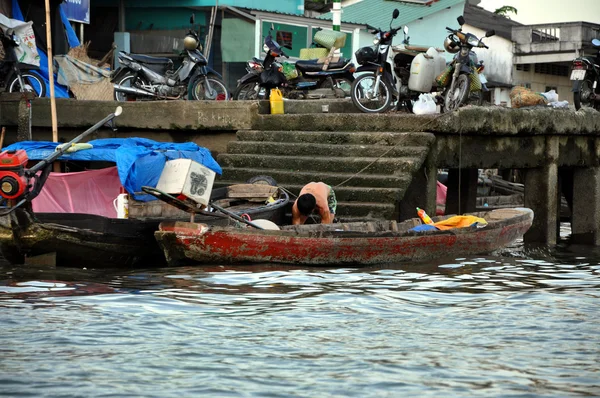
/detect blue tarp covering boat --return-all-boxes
[3,138,223,202]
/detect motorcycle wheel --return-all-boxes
[444,74,469,112]
[351,74,393,113]
[114,72,151,102]
[574,79,594,111]
[320,75,354,98]
[6,71,46,97]
[233,79,265,100]
[188,76,230,100]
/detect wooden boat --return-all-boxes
[0,184,289,268]
[154,208,534,266]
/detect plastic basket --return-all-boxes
[299,48,329,60]
[435,66,453,87]
[313,29,346,50]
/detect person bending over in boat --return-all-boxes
[292,182,336,225]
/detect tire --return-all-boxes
[233,78,263,100]
[6,71,46,97]
[320,74,354,98]
[114,72,151,102]
[188,76,230,100]
[351,73,393,113]
[444,74,469,112]
[246,175,277,186]
[574,79,594,111]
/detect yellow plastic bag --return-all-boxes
[270,88,284,115]
[433,215,487,230]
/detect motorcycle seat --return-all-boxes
[295,58,350,72]
[127,53,173,65]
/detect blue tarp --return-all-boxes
[11,0,80,98]
[3,138,223,202]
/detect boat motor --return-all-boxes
[0,149,29,200]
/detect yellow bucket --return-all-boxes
[270,88,284,115]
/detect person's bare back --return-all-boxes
[292,182,336,225]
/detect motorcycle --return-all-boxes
[571,38,600,110]
[233,25,356,100]
[350,9,444,113]
[0,27,46,97]
[442,15,494,112]
[112,14,229,101]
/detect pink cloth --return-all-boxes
[32,167,122,218]
[436,181,447,205]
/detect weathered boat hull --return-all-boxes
[155,208,534,266]
[0,188,289,268]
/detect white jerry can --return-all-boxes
[156,159,216,206]
[427,47,447,81]
[408,52,435,93]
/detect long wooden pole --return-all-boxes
[44,0,58,143]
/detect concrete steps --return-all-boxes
[218,154,422,175]
[218,167,411,188]
[216,129,435,221]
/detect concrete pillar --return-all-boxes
[398,162,437,222]
[571,167,600,245]
[524,165,558,244]
[445,168,478,215]
[524,137,559,245]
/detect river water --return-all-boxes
[1,226,599,397]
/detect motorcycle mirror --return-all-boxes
[485,30,495,37]
[392,9,399,19]
[592,38,600,47]
[190,13,195,25]
[403,26,409,35]
[457,15,465,26]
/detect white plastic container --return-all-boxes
[113,193,129,219]
[408,53,435,92]
[427,47,447,82]
[156,159,216,206]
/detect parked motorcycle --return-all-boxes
[233,25,356,100]
[0,27,46,97]
[571,38,600,110]
[112,14,229,101]
[442,16,494,112]
[350,9,445,113]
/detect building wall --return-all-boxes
[513,68,571,100]
[466,25,513,85]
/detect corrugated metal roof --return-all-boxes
[320,0,465,28]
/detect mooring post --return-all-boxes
[524,137,559,245]
[571,167,600,245]
[445,168,478,215]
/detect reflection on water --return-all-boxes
[1,233,600,397]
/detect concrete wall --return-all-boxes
[467,24,514,86]
[513,69,571,100]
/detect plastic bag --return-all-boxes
[541,89,559,103]
[413,93,437,115]
[259,67,286,89]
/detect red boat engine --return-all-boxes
[0,149,29,200]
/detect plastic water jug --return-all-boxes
[409,53,435,93]
[270,88,284,115]
[113,193,129,219]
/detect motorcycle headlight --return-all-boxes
[263,44,269,53]
[467,36,480,47]
[373,33,381,45]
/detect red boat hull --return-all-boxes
[155,209,534,266]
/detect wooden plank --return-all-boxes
[227,184,278,200]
